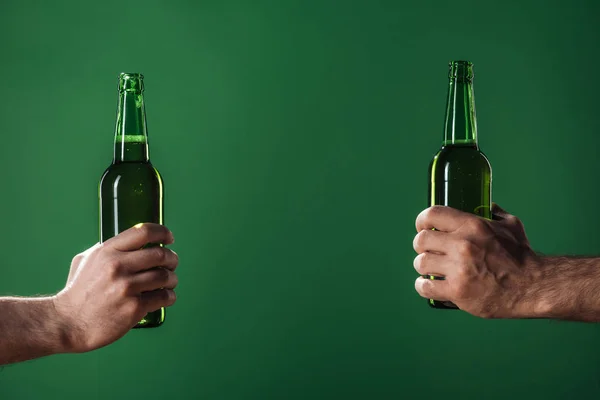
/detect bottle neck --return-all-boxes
[443,63,478,147]
[113,89,149,163]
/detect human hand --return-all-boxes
[413,204,542,318]
[53,223,179,352]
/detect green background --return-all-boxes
[1,0,599,399]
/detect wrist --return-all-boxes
[525,256,555,318]
[50,293,80,353]
[514,254,557,319]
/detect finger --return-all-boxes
[413,252,450,276]
[491,203,523,230]
[491,202,510,221]
[415,276,450,301]
[121,247,179,273]
[129,267,178,293]
[413,229,452,254]
[106,223,174,252]
[140,289,177,313]
[416,206,471,232]
[491,202,507,214]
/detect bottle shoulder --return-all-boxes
[99,162,163,185]
[431,145,491,169]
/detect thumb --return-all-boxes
[491,202,510,221]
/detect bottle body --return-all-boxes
[99,160,165,327]
[427,144,492,309]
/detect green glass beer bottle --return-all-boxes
[99,72,166,327]
[427,61,492,309]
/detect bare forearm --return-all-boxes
[0,296,71,365]
[526,256,600,322]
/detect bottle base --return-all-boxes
[133,307,166,328]
[428,299,459,309]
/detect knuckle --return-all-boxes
[424,206,443,222]
[157,268,170,284]
[156,289,169,302]
[150,246,166,263]
[170,250,179,267]
[137,223,153,237]
[429,205,444,215]
[467,217,487,234]
[116,279,132,297]
[160,289,175,304]
[456,240,476,259]
[509,215,524,230]
[504,214,517,223]
[168,290,177,304]
[413,230,428,252]
[70,254,86,271]
[414,276,430,297]
[170,272,179,288]
[124,276,136,291]
[413,253,427,275]
[105,257,122,275]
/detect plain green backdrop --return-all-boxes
[1,0,599,399]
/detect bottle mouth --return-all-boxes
[451,60,472,66]
[118,72,145,92]
[448,61,474,82]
